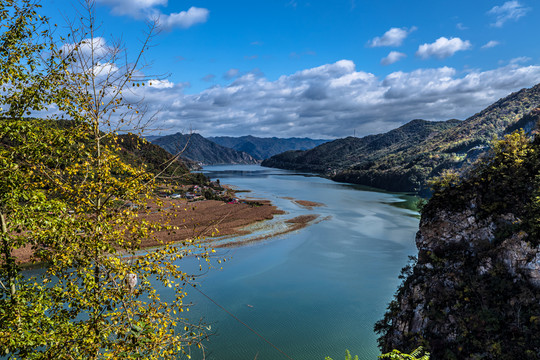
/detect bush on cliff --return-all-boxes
[375,130,540,359]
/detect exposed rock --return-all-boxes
[376,132,540,359]
[377,202,540,358]
[499,232,540,287]
[415,207,496,255]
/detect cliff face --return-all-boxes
[376,131,540,359]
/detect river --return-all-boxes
[173,165,420,360]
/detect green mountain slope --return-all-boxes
[0,121,200,185]
[262,118,461,174]
[117,133,191,175]
[207,135,328,160]
[263,83,540,194]
[151,133,258,165]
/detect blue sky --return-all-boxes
[42,0,540,139]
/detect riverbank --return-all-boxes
[142,198,285,247]
[10,197,284,265]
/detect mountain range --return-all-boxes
[207,135,328,160]
[149,133,328,165]
[262,83,540,195]
[262,118,461,174]
[151,133,258,165]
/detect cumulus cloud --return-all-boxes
[488,1,530,27]
[368,26,416,47]
[96,0,209,29]
[482,40,500,49]
[158,7,209,30]
[381,51,406,65]
[61,37,120,76]
[416,37,471,59]
[147,79,174,88]
[61,37,111,58]
[131,60,540,139]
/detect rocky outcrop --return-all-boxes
[376,131,540,359]
[377,205,540,358]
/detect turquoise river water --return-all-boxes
[174,165,420,360]
[20,164,419,360]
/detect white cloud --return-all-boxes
[510,56,532,64]
[368,27,416,47]
[61,37,111,58]
[488,1,530,27]
[416,37,471,59]
[132,60,540,139]
[97,0,166,18]
[482,40,500,49]
[158,7,209,30]
[147,79,174,88]
[96,0,209,29]
[61,37,119,77]
[381,51,407,65]
[456,23,468,30]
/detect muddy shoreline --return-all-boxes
[10,192,330,265]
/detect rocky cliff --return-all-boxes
[376,130,540,359]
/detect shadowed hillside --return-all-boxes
[263,83,540,194]
[262,118,461,176]
[208,135,328,160]
[152,133,258,165]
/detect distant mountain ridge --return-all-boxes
[262,83,540,194]
[151,133,258,165]
[207,135,329,160]
[117,133,199,175]
[262,118,461,173]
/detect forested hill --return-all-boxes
[117,133,193,173]
[262,83,540,194]
[152,132,258,165]
[262,118,462,174]
[207,135,328,160]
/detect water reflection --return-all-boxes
[180,165,420,360]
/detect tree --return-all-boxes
[378,347,430,360]
[325,349,359,360]
[0,1,214,358]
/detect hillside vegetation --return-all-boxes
[152,132,258,165]
[263,83,540,194]
[376,130,540,359]
[208,135,328,160]
[262,119,461,174]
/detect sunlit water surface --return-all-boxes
[22,165,419,360]
[175,165,419,360]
